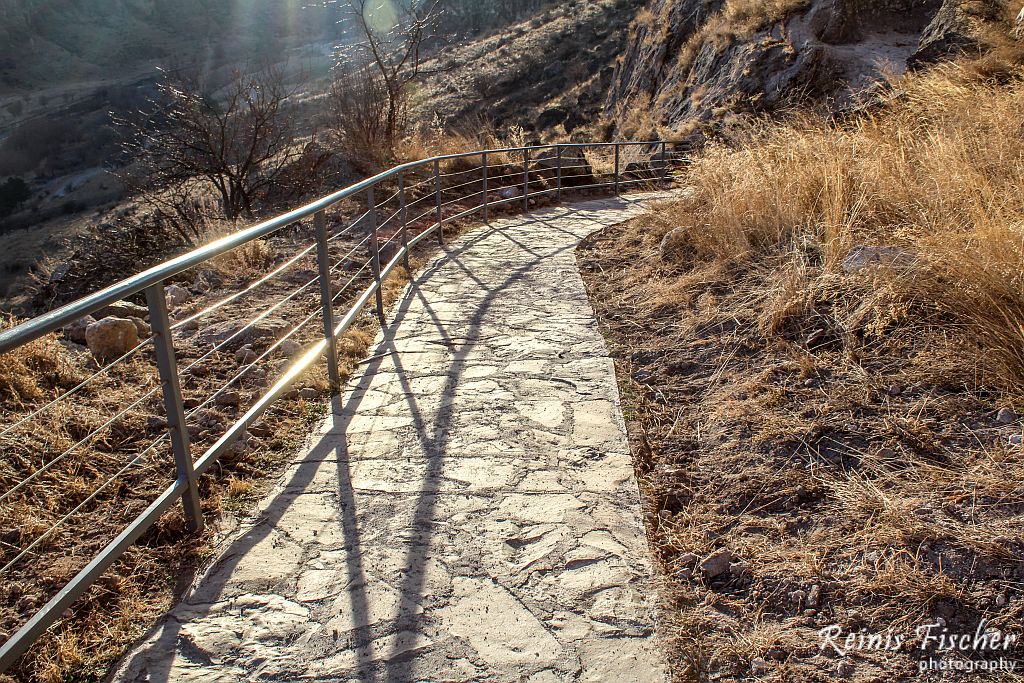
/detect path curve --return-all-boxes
[114,194,670,683]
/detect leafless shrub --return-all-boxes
[328,0,439,170]
[118,66,308,243]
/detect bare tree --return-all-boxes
[337,0,439,147]
[119,66,307,242]
[326,63,393,172]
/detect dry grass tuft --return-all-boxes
[209,238,275,280]
[0,316,83,404]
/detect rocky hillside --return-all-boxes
[413,0,643,138]
[605,0,1024,138]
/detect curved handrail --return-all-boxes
[0,141,669,354]
[0,138,681,671]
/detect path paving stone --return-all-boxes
[113,194,670,682]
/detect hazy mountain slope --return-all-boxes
[0,0,338,94]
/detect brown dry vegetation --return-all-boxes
[0,146,631,681]
[581,62,1024,680]
[0,211,434,682]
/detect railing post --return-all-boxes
[522,148,530,213]
[556,145,562,203]
[481,151,489,224]
[314,211,340,390]
[145,283,203,533]
[398,171,410,272]
[367,186,385,319]
[614,143,621,195]
[434,158,444,246]
[661,140,669,183]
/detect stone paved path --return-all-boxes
[114,194,669,683]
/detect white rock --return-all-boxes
[698,548,733,578]
[85,317,140,362]
[841,245,913,274]
[499,186,522,200]
[164,284,192,307]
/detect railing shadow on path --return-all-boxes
[120,197,645,683]
[356,201,638,682]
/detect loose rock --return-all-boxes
[299,387,319,400]
[699,548,733,578]
[751,657,768,676]
[678,552,699,566]
[216,390,241,407]
[128,316,151,338]
[249,424,271,438]
[164,284,192,307]
[279,340,302,358]
[658,227,688,261]
[98,300,149,320]
[841,245,913,274]
[996,407,1017,424]
[64,315,95,344]
[199,317,289,350]
[235,346,258,365]
[86,317,140,362]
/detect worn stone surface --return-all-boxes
[113,195,670,682]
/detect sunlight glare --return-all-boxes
[364,0,399,36]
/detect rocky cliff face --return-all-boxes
[606,0,1020,138]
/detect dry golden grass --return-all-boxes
[209,237,274,279]
[581,60,1024,681]
[0,319,81,405]
[655,62,1024,391]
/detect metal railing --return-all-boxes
[0,139,684,669]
